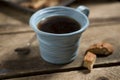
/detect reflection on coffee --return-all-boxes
[38,16,81,34]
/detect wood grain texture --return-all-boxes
[0,2,32,34]
[7,66,120,80]
[88,2,120,19]
[0,19,120,79]
[0,12,32,34]
[0,2,120,79]
[0,2,120,34]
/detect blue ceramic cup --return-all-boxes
[29,6,89,64]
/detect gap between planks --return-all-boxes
[1,61,120,79]
[0,17,120,35]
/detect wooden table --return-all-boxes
[0,1,120,80]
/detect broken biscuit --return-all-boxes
[87,42,114,57]
[83,51,96,71]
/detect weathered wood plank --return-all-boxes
[88,2,120,19]
[0,2,32,34]
[7,66,120,80]
[0,2,120,34]
[80,23,120,64]
[0,23,120,79]
[0,12,32,34]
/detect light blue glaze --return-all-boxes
[29,6,89,64]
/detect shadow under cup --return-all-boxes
[29,6,89,64]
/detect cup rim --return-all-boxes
[29,6,89,36]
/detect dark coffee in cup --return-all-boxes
[38,16,81,34]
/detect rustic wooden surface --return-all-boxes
[0,1,120,79]
[7,66,120,80]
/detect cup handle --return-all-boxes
[76,5,90,17]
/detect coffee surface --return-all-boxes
[38,16,81,34]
